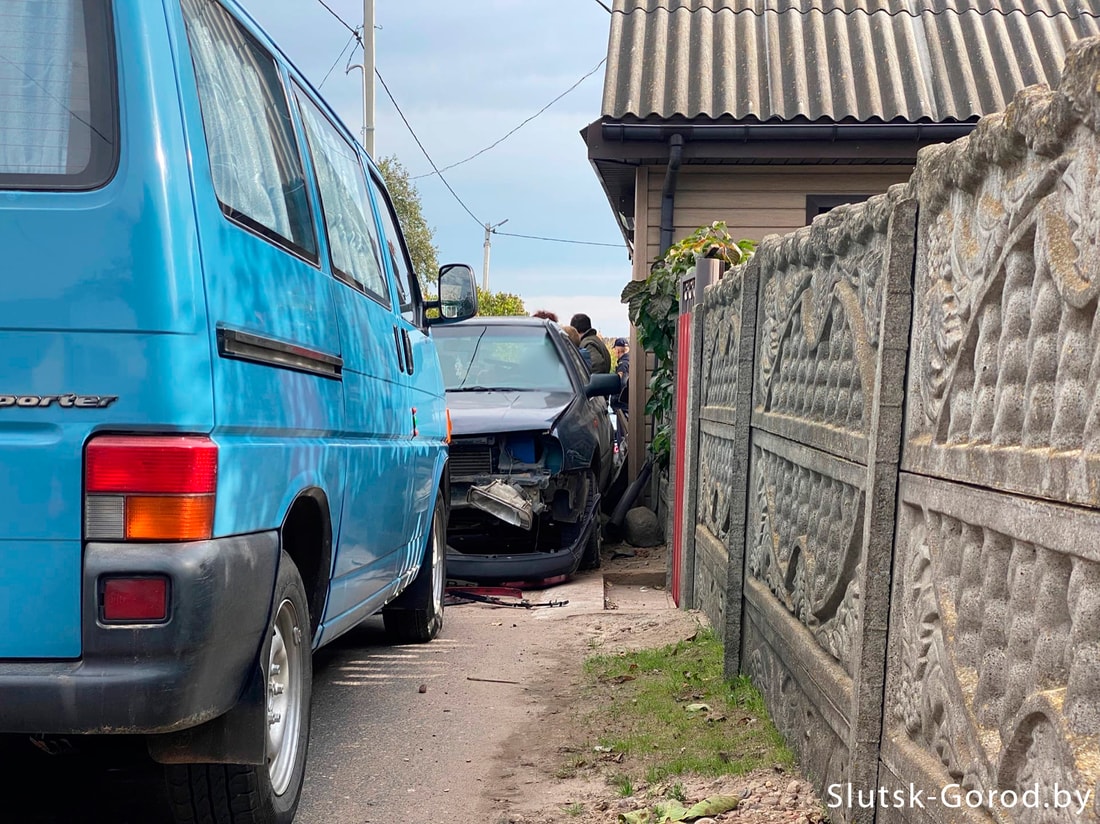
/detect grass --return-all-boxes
[613,774,635,796]
[564,802,585,816]
[576,628,793,785]
[555,752,590,779]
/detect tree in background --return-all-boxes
[476,287,526,316]
[376,155,525,317]
[377,155,438,291]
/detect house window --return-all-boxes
[806,195,871,225]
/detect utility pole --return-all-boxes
[482,219,508,292]
[362,0,375,155]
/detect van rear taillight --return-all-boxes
[85,436,217,541]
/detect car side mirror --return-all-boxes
[427,263,478,324]
[585,373,621,398]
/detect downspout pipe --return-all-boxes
[659,134,684,254]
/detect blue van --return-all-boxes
[0,0,477,821]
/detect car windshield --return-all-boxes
[434,324,573,392]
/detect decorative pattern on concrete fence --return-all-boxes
[689,256,759,656]
[678,33,1100,824]
[881,37,1100,824]
[742,188,916,824]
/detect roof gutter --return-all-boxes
[603,121,976,143]
[659,134,684,255]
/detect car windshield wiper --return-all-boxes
[449,385,527,392]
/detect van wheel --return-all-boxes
[165,551,312,824]
[383,492,446,643]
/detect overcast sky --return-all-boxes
[244,0,632,337]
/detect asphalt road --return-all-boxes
[3,572,609,824]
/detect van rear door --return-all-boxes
[0,0,214,659]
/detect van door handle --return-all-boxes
[392,326,406,374]
[402,329,415,375]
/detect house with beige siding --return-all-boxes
[585,0,1100,472]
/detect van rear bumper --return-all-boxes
[0,532,279,734]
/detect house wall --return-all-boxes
[676,37,1100,824]
[642,166,914,266]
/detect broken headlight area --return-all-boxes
[467,480,543,530]
[448,432,564,481]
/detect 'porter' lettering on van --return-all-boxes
[0,394,118,409]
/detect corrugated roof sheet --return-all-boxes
[603,0,1100,121]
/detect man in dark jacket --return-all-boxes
[569,313,611,373]
[611,337,630,445]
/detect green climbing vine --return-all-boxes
[620,221,756,467]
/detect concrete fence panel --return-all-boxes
[880,37,1100,824]
[741,187,917,822]
[691,255,761,676]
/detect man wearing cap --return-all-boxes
[612,337,630,444]
[569,313,612,374]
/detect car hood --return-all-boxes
[446,390,573,435]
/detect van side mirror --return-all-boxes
[427,263,478,324]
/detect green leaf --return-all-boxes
[682,796,741,819]
[621,280,645,304]
[650,294,673,321]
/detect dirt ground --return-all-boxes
[479,542,828,824]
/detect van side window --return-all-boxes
[180,0,317,261]
[0,0,118,190]
[369,175,419,324]
[296,90,389,304]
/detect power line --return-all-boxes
[412,57,608,180]
[314,0,361,39]
[308,0,616,247]
[593,0,613,11]
[308,0,484,229]
[494,230,626,248]
[375,68,484,228]
[319,30,359,89]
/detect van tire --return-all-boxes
[383,492,446,644]
[165,551,312,824]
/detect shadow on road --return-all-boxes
[2,736,170,823]
[4,616,401,823]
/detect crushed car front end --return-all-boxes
[447,429,600,583]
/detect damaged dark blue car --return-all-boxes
[433,317,621,584]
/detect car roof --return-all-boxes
[448,316,558,328]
